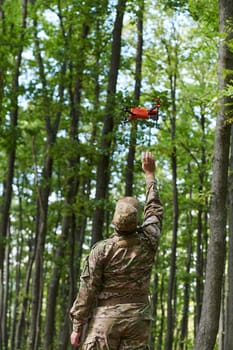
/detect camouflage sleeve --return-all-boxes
[142,177,163,250]
[69,242,105,332]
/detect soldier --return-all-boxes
[70,151,163,349]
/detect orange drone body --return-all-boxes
[124,98,161,124]
[128,106,159,120]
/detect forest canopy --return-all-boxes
[0,0,232,349]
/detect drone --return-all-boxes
[124,97,161,126]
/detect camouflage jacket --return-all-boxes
[70,178,163,332]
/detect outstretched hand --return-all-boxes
[142,151,156,175]
[70,331,81,348]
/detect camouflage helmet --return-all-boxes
[112,197,140,232]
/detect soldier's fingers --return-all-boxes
[142,151,150,159]
[142,151,154,161]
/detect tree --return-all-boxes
[162,27,180,350]
[125,0,144,196]
[91,0,127,245]
[194,0,233,348]
[0,1,28,348]
[225,126,233,349]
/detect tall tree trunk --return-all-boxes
[43,14,72,345]
[56,22,92,350]
[218,279,225,350]
[29,156,53,350]
[10,181,23,350]
[58,214,87,350]
[43,57,83,350]
[15,239,36,349]
[194,0,233,348]
[2,227,10,350]
[125,0,144,196]
[0,0,6,114]
[165,129,178,350]
[150,272,158,350]
[28,14,61,350]
[157,274,165,350]
[179,178,193,349]
[195,111,207,333]
[165,41,179,350]
[0,1,28,348]
[91,0,126,245]
[43,78,70,350]
[224,125,233,349]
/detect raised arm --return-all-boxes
[142,151,163,234]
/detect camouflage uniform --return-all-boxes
[70,178,163,350]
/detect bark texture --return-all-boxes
[194,0,233,348]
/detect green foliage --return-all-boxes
[188,0,218,28]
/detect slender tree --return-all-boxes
[28,7,62,349]
[0,0,6,114]
[178,168,193,349]
[54,17,90,350]
[43,18,69,350]
[91,0,127,245]
[125,0,144,196]
[195,109,208,331]
[163,30,179,350]
[0,1,28,348]
[194,0,233,348]
[224,126,233,349]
